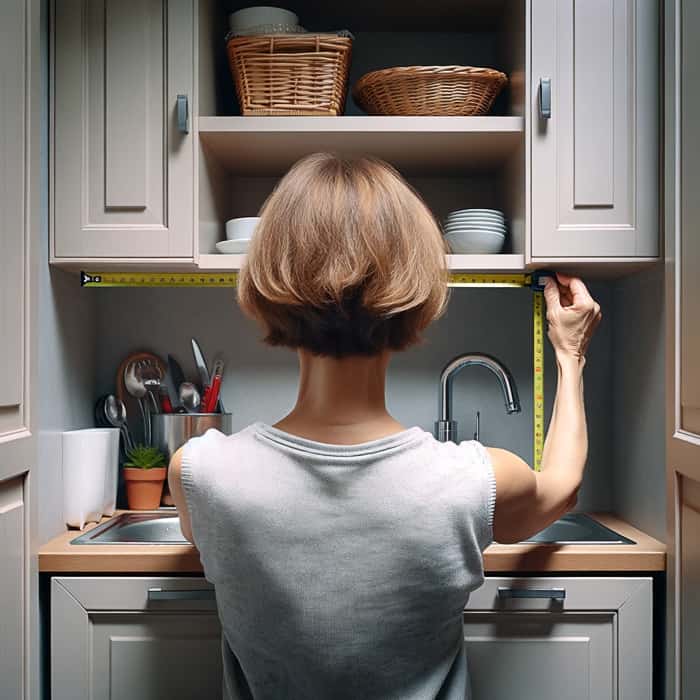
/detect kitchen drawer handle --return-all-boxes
[147,587,214,601]
[176,94,189,133]
[497,587,565,600]
[539,78,551,119]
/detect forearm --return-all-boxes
[538,353,587,505]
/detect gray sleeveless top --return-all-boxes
[181,423,495,700]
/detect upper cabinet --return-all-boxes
[51,0,195,260]
[530,0,659,260]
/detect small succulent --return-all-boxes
[124,444,166,469]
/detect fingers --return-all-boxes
[543,277,562,313]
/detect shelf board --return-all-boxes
[198,116,524,176]
[198,253,525,273]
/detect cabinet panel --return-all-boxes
[531,0,659,258]
[52,0,194,259]
[0,0,26,434]
[464,613,613,700]
[91,614,222,700]
[0,477,25,700]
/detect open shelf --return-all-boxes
[198,253,526,272]
[198,116,524,176]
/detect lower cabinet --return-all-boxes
[51,577,222,700]
[51,575,653,700]
[464,577,653,700]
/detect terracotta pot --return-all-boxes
[123,467,167,510]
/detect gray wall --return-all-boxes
[612,263,666,541]
[93,281,614,511]
[36,0,97,542]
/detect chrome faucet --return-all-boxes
[435,353,521,443]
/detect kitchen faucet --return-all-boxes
[435,353,521,443]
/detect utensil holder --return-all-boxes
[151,413,233,507]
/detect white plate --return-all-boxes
[216,239,251,254]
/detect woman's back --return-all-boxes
[182,423,495,700]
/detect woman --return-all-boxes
[169,153,601,699]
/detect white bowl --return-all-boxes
[447,211,505,220]
[225,217,260,241]
[445,224,507,236]
[217,239,251,254]
[229,7,299,31]
[444,230,506,254]
[448,208,505,216]
[446,214,506,225]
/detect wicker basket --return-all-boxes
[352,65,508,116]
[227,33,353,116]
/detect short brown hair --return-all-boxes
[237,153,448,357]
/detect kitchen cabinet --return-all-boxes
[465,576,653,700]
[51,0,195,261]
[51,574,652,699]
[530,0,659,260]
[49,0,662,270]
[51,576,223,700]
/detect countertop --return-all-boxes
[38,512,666,574]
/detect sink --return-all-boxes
[71,511,634,546]
[518,513,635,545]
[70,512,189,545]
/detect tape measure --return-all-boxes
[81,269,550,470]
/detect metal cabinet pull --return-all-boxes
[176,94,189,133]
[539,78,551,119]
[498,587,565,600]
[148,587,214,601]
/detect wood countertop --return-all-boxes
[38,512,665,574]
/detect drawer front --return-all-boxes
[467,576,650,612]
[53,576,217,612]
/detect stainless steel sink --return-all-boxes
[518,513,635,545]
[70,511,189,545]
[71,511,634,546]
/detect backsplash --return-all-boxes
[94,282,614,511]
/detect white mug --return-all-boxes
[62,428,119,529]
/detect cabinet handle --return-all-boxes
[147,587,214,601]
[176,94,189,134]
[497,587,565,600]
[539,78,551,119]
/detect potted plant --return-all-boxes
[123,445,167,510]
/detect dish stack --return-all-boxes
[217,217,260,254]
[442,209,507,254]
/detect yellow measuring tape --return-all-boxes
[81,270,548,470]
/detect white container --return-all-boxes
[225,217,260,240]
[228,7,298,32]
[445,229,506,254]
[62,428,119,529]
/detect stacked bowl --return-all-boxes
[443,209,507,254]
[216,217,260,254]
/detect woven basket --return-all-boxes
[227,34,353,116]
[352,65,508,116]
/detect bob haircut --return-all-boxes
[237,153,448,358]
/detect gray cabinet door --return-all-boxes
[530,0,659,259]
[52,0,195,260]
[0,0,39,698]
[665,1,700,698]
[466,577,653,700]
[51,577,223,700]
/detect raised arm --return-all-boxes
[487,274,602,543]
